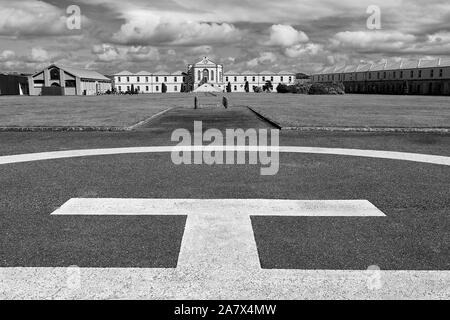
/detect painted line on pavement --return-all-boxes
[51,198,386,217]
[50,198,386,281]
[0,146,449,166]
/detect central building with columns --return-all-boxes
[113,57,296,93]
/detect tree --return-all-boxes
[244,81,249,93]
[276,83,289,93]
[226,82,232,93]
[263,80,273,92]
[162,83,167,93]
[130,84,135,95]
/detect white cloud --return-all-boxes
[247,52,277,67]
[284,43,323,58]
[93,44,160,62]
[112,11,242,46]
[0,50,15,61]
[29,47,51,62]
[0,0,87,37]
[330,31,416,52]
[265,25,309,47]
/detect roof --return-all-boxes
[136,71,151,75]
[259,71,275,75]
[370,61,387,71]
[153,71,170,76]
[278,71,295,75]
[171,70,185,75]
[115,70,133,76]
[194,56,220,67]
[357,64,371,72]
[49,65,110,81]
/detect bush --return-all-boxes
[308,82,345,95]
[276,83,290,93]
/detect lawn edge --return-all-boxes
[126,107,176,130]
[248,106,450,133]
[246,106,283,129]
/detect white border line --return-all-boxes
[0,146,449,166]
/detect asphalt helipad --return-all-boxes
[0,107,449,299]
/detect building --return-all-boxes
[113,57,296,93]
[114,70,186,94]
[312,58,450,95]
[29,64,112,96]
[0,73,29,95]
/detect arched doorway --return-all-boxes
[202,69,209,83]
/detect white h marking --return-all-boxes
[3,199,449,299]
[51,198,385,272]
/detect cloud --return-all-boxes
[330,31,417,53]
[0,50,15,61]
[111,11,242,46]
[92,44,160,62]
[284,43,323,58]
[265,25,309,47]
[0,0,87,37]
[247,52,277,67]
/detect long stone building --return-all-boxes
[113,57,296,93]
[312,58,450,95]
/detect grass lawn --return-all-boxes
[0,93,449,128]
[227,93,450,128]
[0,94,194,127]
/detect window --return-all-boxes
[174,77,177,82]
[65,80,76,87]
[118,77,121,82]
[418,70,422,78]
[146,86,149,91]
[118,86,121,92]
[137,86,140,91]
[234,76,237,82]
[211,71,214,81]
[430,69,434,78]
[127,86,130,91]
[271,76,274,82]
[127,77,130,82]
[410,70,414,78]
[252,76,256,82]
[393,72,396,79]
[383,72,386,79]
[164,77,167,82]
[400,71,403,79]
[262,76,265,81]
[234,85,237,91]
[289,76,292,82]
[146,77,149,82]
[155,77,159,82]
[377,72,380,79]
[281,76,284,82]
[225,77,229,82]
[368,73,372,80]
[137,77,140,82]
[244,76,247,81]
[198,71,201,81]
[174,86,177,91]
[50,68,60,80]
[156,86,159,91]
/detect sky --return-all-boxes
[0,0,449,75]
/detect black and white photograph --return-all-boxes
[0,0,449,311]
